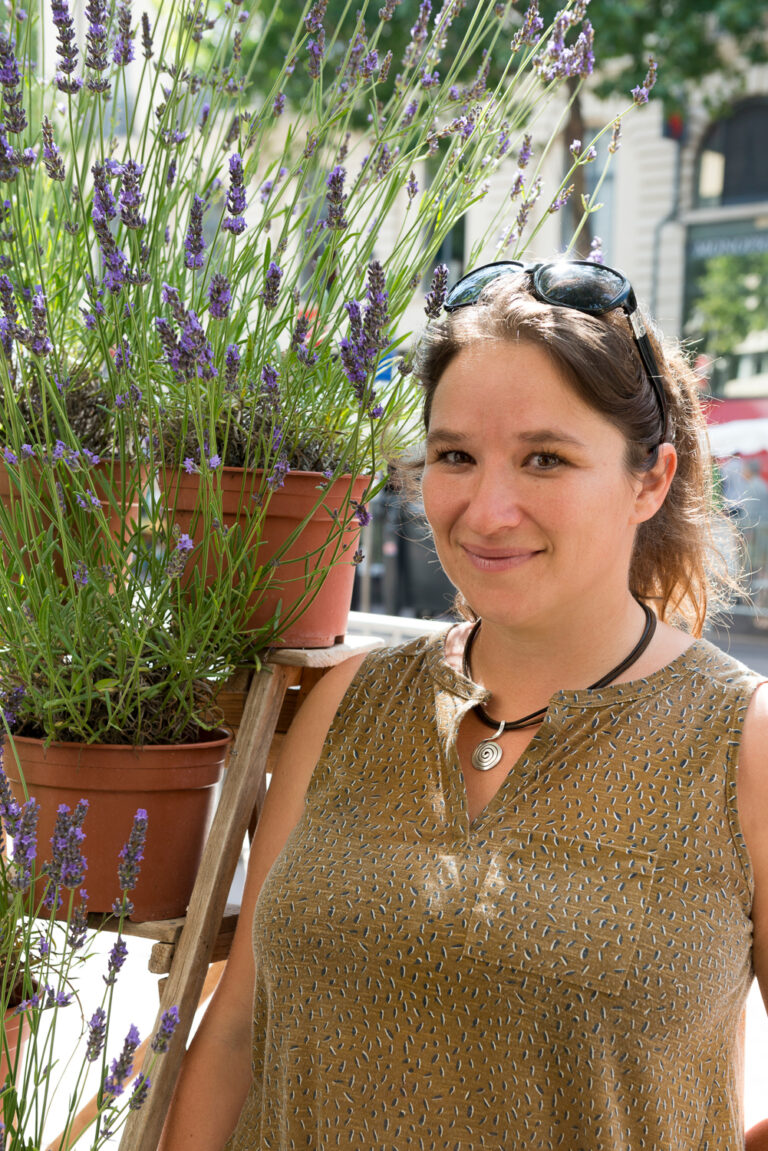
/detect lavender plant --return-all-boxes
[0,748,178,1148]
[0,0,645,743]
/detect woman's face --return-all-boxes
[421,339,669,631]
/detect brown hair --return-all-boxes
[412,271,740,636]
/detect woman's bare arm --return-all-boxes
[157,653,367,1151]
[737,683,768,1150]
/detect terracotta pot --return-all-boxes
[161,468,367,648]
[4,730,230,922]
[0,1006,28,1084]
[0,458,146,576]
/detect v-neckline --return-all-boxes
[425,627,712,834]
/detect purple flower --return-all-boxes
[588,236,605,265]
[42,115,65,180]
[182,456,197,474]
[117,808,147,894]
[184,194,206,270]
[406,170,418,201]
[104,937,128,985]
[403,0,430,67]
[224,343,240,391]
[304,0,327,34]
[517,134,532,168]
[424,263,448,319]
[632,57,658,106]
[353,501,371,527]
[267,456,289,490]
[261,362,279,404]
[261,261,282,310]
[141,11,153,58]
[113,1,135,66]
[129,1073,151,1110]
[222,152,247,235]
[548,183,574,213]
[9,796,39,892]
[208,273,231,319]
[199,103,210,132]
[68,895,89,950]
[272,92,285,116]
[119,160,145,229]
[103,1023,140,1096]
[208,454,221,469]
[150,1005,180,1053]
[512,0,544,51]
[339,260,389,412]
[3,446,17,465]
[307,33,325,80]
[44,800,88,899]
[85,0,109,86]
[379,0,400,19]
[51,0,83,93]
[325,165,347,231]
[0,36,26,135]
[0,124,19,182]
[177,533,193,552]
[114,335,131,371]
[86,1006,107,1062]
[73,561,89,587]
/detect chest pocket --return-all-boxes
[462,829,661,1002]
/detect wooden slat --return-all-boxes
[118,664,292,1151]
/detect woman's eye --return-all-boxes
[433,448,473,465]
[528,451,566,470]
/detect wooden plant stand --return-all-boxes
[115,636,382,1151]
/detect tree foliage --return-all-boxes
[239,0,768,115]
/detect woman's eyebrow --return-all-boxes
[426,428,586,447]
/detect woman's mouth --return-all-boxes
[461,545,540,571]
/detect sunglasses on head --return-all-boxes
[444,259,668,445]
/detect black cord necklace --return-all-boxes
[461,600,657,771]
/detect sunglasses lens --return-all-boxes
[444,262,525,310]
[535,263,628,313]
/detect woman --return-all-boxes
[160,261,768,1150]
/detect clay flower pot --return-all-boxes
[4,730,231,922]
[161,468,368,648]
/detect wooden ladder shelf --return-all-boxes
[116,635,382,1151]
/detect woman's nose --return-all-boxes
[461,467,525,534]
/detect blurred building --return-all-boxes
[361,65,768,620]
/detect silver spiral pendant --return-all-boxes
[470,721,506,772]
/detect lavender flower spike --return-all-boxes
[113,1,135,66]
[261,261,283,310]
[184,194,206,269]
[9,797,39,892]
[151,1005,180,1053]
[51,0,83,93]
[44,799,88,896]
[42,116,65,181]
[117,807,147,894]
[222,153,247,235]
[325,165,347,231]
[424,263,448,319]
[86,1006,107,1062]
[119,160,145,229]
[208,273,231,319]
[103,1023,141,1097]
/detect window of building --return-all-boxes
[696,98,768,208]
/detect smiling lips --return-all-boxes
[461,544,541,571]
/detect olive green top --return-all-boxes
[225,632,762,1150]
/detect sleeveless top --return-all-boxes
[225,632,763,1151]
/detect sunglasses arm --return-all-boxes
[627,309,669,442]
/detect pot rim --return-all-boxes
[4,727,232,752]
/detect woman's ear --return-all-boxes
[631,442,677,525]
